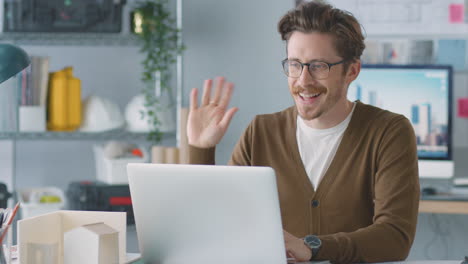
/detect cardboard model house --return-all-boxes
[18,210,126,264]
[64,222,119,264]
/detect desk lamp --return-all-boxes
[0,43,30,85]
[0,43,30,234]
[0,44,29,206]
[0,43,30,131]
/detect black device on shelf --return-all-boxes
[4,0,126,33]
[66,181,134,225]
[0,183,11,209]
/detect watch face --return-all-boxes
[305,235,321,248]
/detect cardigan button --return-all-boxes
[311,200,319,208]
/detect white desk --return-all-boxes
[305,261,461,264]
[10,253,141,264]
[126,259,462,264]
[127,226,463,264]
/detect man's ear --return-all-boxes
[345,60,361,84]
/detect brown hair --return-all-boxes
[278,1,365,68]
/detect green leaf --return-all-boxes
[134,0,184,144]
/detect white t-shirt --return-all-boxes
[296,103,356,190]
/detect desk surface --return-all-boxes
[11,253,142,264]
[420,193,468,214]
[128,260,461,264]
[306,261,461,264]
[422,193,468,201]
[419,199,468,214]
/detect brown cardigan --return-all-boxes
[189,101,420,263]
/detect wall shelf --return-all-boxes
[0,0,183,197]
[0,32,140,46]
[0,129,175,141]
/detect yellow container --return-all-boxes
[47,67,82,131]
[47,71,68,131]
[64,67,81,130]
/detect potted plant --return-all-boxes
[131,0,184,143]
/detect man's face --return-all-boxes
[286,31,357,122]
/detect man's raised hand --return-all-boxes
[187,77,238,148]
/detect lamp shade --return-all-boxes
[0,44,30,84]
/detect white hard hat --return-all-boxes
[125,94,175,133]
[80,95,125,132]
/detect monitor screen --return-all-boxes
[348,65,453,178]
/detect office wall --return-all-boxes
[183,0,468,162]
[182,0,292,165]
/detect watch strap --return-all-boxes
[303,235,321,260]
[310,246,320,260]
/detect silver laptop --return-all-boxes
[127,163,287,264]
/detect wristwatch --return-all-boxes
[303,235,322,260]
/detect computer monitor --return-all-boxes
[348,64,453,178]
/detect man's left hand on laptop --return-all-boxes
[284,230,312,262]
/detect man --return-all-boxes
[187,1,420,263]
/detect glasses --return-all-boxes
[281,59,345,79]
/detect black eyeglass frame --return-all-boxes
[281,58,346,79]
